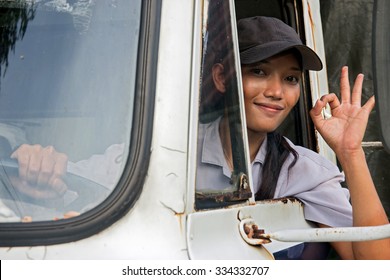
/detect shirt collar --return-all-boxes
[253,136,267,165]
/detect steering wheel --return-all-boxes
[0,158,110,218]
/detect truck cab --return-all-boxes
[0,0,389,260]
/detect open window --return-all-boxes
[195,0,316,210]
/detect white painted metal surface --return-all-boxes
[187,199,315,259]
[0,0,194,259]
[302,0,336,163]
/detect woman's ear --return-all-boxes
[212,63,226,93]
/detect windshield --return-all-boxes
[0,0,141,222]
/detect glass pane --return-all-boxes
[0,0,141,222]
[195,0,251,209]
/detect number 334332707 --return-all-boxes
[215,266,269,276]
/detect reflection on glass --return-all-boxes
[195,0,251,209]
[0,0,141,222]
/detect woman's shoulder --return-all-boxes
[284,137,339,172]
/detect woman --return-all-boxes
[196,16,390,259]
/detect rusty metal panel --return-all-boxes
[187,198,314,259]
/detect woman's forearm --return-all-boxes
[338,148,390,259]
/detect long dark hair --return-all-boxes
[255,131,298,200]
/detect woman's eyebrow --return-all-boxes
[254,60,267,66]
[290,66,302,72]
[246,61,302,72]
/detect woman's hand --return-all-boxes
[312,66,390,259]
[310,66,375,159]
[10,144,68,199]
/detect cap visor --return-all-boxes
[240,42,323,71]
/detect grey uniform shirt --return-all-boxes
[196,117,353,227]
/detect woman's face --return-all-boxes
[241,52,302,135]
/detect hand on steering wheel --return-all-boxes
[10,144,68,199]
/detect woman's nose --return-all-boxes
[263,76,283,99]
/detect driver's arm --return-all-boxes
[10,144,68,199]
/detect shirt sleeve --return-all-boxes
[67,143,125,190]
[274,145,353,227]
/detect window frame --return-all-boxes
[0,0,162,246]
[194,0,254,210]
[194,0,324,210]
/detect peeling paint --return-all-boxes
[160,145,186,154]
[239,218,272,245]
[307,1,316,51]
[160,200,186,233]
[307,2,315,32]
[259,197,303,206]
[25,246,47,260]
[166,172,179,178]
[237,210,241,221]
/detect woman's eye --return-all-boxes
[251,68,265,75]
[286,76,299,84]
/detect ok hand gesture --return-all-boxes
[310,66,375,159]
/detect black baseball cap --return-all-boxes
[238,16,323,71]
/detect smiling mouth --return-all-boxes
[255,103,284,112]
